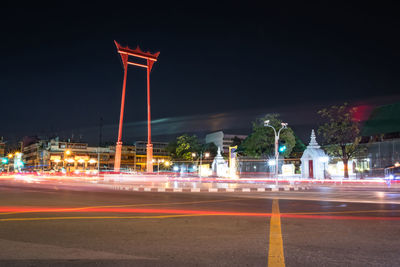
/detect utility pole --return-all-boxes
[99,117,103,147]
[98,117,103,174]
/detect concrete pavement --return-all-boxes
[0,183,400,266]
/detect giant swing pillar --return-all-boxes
[113,41,159,173]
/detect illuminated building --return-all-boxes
[0,137,5,157]
[205,131,247,154]
[22,138,47,171]
[21,137,170,173]
[22,138,108,172]
[135,141,170,172]
[106,145,136,171]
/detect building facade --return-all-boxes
[0,137,5,157]
[205,131,247,154]
[135,141,170,172]
[21,138,170,173]
[22,138,108,173]
[106,145,136,171]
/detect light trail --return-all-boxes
[0,207,272,217]
[2,172,396,187]
[0,214,201,222]
[0,198,240,215]
[284,209,400,215]
[1,206,400,221]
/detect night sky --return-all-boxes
[1,2,399,145]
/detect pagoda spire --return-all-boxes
[308,129,320,148]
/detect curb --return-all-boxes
[110,186,310,193]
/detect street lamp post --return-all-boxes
[64,149,72,174]
[199,152,210,178]
[191,152,196,176]
[192,152,210,178]
[264,120,288,186]
[152,158,165,174]
[164,160,170,172]
[97,148,100,174]
[7,153,13,173]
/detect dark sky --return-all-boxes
[1,2,399,144]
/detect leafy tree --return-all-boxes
[289,135,307,158]
[240,114,295,158]
[201,142,218,158]
[166,134,201,160]
[231,136,244,147]
[318,103,365,178]
[166,141,178,158]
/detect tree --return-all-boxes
[166,134,201,160]
[231,136,244,147]
[240,114,295,158]
[289,135,307,158]
[318,103,364,178]
[201,142,218,158]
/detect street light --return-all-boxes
[153,158,166,174]
[264,120,288,186]
[63,150,73,173]
[6,153,14,172]
[192,151,210,177]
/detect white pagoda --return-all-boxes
[300,130,328,179]
[211,147,228,177]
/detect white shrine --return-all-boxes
[301,130,328,179]
[212,147,228,177]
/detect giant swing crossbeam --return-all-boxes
[113,40,160,173]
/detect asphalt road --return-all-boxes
[0,184,400,266]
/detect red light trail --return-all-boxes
[1,206,400,221]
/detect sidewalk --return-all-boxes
[109,184,310,193]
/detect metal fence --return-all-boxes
[367,139,400,169]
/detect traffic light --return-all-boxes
[1,157,8,164]
[278,141,287,153]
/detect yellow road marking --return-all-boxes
[0,198,239,216]
[268,199,285,267]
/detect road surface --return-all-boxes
[0,183,399,266]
